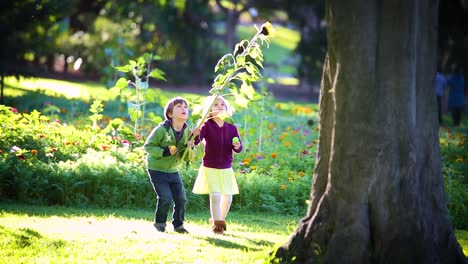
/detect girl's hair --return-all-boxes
[164,96,189,120]
[208,96,234,116]
[198,96,234,126]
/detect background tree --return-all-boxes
[0,0,75,104]
[284,0,326,90]
[151,0,220,85]
[214,0,255,50]
[273,0,465,263]
[438,0,468,79]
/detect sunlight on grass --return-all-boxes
[5,77,108,101]
[0,208,293,263]
[455,230,468,256]
[277,76,299,86]
[238,24,300,50]
[239,24,299,75]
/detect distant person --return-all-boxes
[435,71,447,125]
[446,67,465,126]
[192,96,242,235]
[143,97,195,233]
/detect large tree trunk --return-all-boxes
[273,0,465,263]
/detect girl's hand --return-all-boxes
[186,140,195,148]
[233,142,241,150]
[191,127,201,137]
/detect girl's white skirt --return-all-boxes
[192,166,239,195]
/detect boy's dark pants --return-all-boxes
[148,169,186,229]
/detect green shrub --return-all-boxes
[1,101,466,228]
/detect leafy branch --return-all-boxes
[182,22,275,161]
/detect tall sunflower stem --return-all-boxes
[180,23,272,162]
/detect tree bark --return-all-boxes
[273,0,465,263]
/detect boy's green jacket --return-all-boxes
[143,119,191,173]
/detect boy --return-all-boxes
[144,97,194,233]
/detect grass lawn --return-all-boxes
[0,203,299,263]
[0,203,466,263]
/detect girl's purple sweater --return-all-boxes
[194,119,242,169]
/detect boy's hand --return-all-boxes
[169,145,177,155]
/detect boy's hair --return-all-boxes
[164,97,189,120]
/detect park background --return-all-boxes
[0,1,467,263]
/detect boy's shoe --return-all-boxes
[174,225,189,234]
[154,223,166,232]
[155,226,166,232]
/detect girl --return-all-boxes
[192,96,242,234]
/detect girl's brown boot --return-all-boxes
[212,220,225,234]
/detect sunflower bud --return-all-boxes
[260,22,274,36]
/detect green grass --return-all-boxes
[1,203,467,263]
[0,202,298,263]
[3,76,206,117]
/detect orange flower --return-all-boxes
[31,150,38,155]
[288,177,293,182]
[101,144,111,151]
[271,152,277,159]
[284,141,291,147]
[65,141,73,145]
[298,171,305,177]
[268,123,274,130]
[280,184,286,190]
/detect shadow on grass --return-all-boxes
[195,235,272,252]
[1,225,68,249]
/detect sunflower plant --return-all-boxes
[182,22,275,161]
[111,53,167,136]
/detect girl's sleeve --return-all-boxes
[194,124,206,145]
[143,127,165,157]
